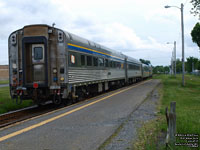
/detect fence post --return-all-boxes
[165,101,176,148]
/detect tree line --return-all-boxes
[153,56,200,74]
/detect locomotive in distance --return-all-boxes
[8,24,152,105]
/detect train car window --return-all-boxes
[109,61,113,68]
[34,47,43,60]
[87,56,92,66]
[99,58,104,67]
[105,59,109,67]
[128,63,140,70]
[117,62,121,69]
[69,51,81,67]
[121,63,124,69]
[81,55,85,66]
[137,65,140,70]
[133,64,136,70]
[113,61,116,68]
[116,62,119,68]
[93,57,98,66]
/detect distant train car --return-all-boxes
[142,64,152,79]
[8,24,151,105]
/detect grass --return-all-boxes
[0,80,9,85]
[133,74,200,150]
[0,87,33,114]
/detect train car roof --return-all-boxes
[63,30,145,63]
[63,30,126,60]
[10,24,142,63]
[23,24,51,28]
[126,56,141,64]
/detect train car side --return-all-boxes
[8,24,151,105]
[64,32,128,101]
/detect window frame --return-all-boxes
[81,54,86,66]
[93,57,98,67]
[86,55,93,66]
[32,44,44,63]
[98,57,104,67]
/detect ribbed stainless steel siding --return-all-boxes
[68,68,125,84]
[127,70,142,78]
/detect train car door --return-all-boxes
[32,44,45,83]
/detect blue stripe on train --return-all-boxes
[68,45,124,62]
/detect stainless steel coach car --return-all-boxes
[142,64,152,78]
[8,24,152,104]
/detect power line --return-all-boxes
[184,0,189,6]
[115,49,152,52]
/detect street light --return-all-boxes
[165,3,185,86]
[167,41,176,77]
[165,6,170,9]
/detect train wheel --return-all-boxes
[53,94,61,105]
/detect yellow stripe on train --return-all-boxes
[67,43,123,61]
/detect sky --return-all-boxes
[0,0,199,66]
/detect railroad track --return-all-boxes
[0,103,63,128]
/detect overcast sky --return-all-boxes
[0,0,199,66]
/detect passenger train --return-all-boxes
[8,24,152,104]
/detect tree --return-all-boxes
[164,66,170,73]
[153,66,165,74]
[186,57,199,72]
[191,0,200,17]
[139,59,151,65]
[176,59,182,73]
[191,22,200,48]
[197,60,200,70]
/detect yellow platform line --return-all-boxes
[0,79,152,142]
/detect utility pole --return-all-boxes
[171,57,173,75]
[192,62,194,72]
[165,3,185,85]
[174,41,176,77]
[172,51,174,75]
[181,3,185,86]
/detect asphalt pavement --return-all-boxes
[0,79,160,150]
